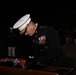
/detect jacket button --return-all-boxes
[44,46,48,49]
[35,35,37,37]
[40,49,42,51]
[54,59,56,61]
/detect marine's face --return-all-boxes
[25,24,35,36]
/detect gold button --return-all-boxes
[45,46,48,49]
[54,59,56,61]
[35,35,37,37]
[32,40,35,42]
[35,31,37,33]
[40,50,42,51]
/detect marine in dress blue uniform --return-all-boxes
[13,14,70,68]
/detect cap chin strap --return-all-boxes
[20,25,27,35]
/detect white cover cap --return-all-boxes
[13,14,31,31]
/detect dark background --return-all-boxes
[0,1,76,74]
[0,1,76,34]
[0,1,76,57]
